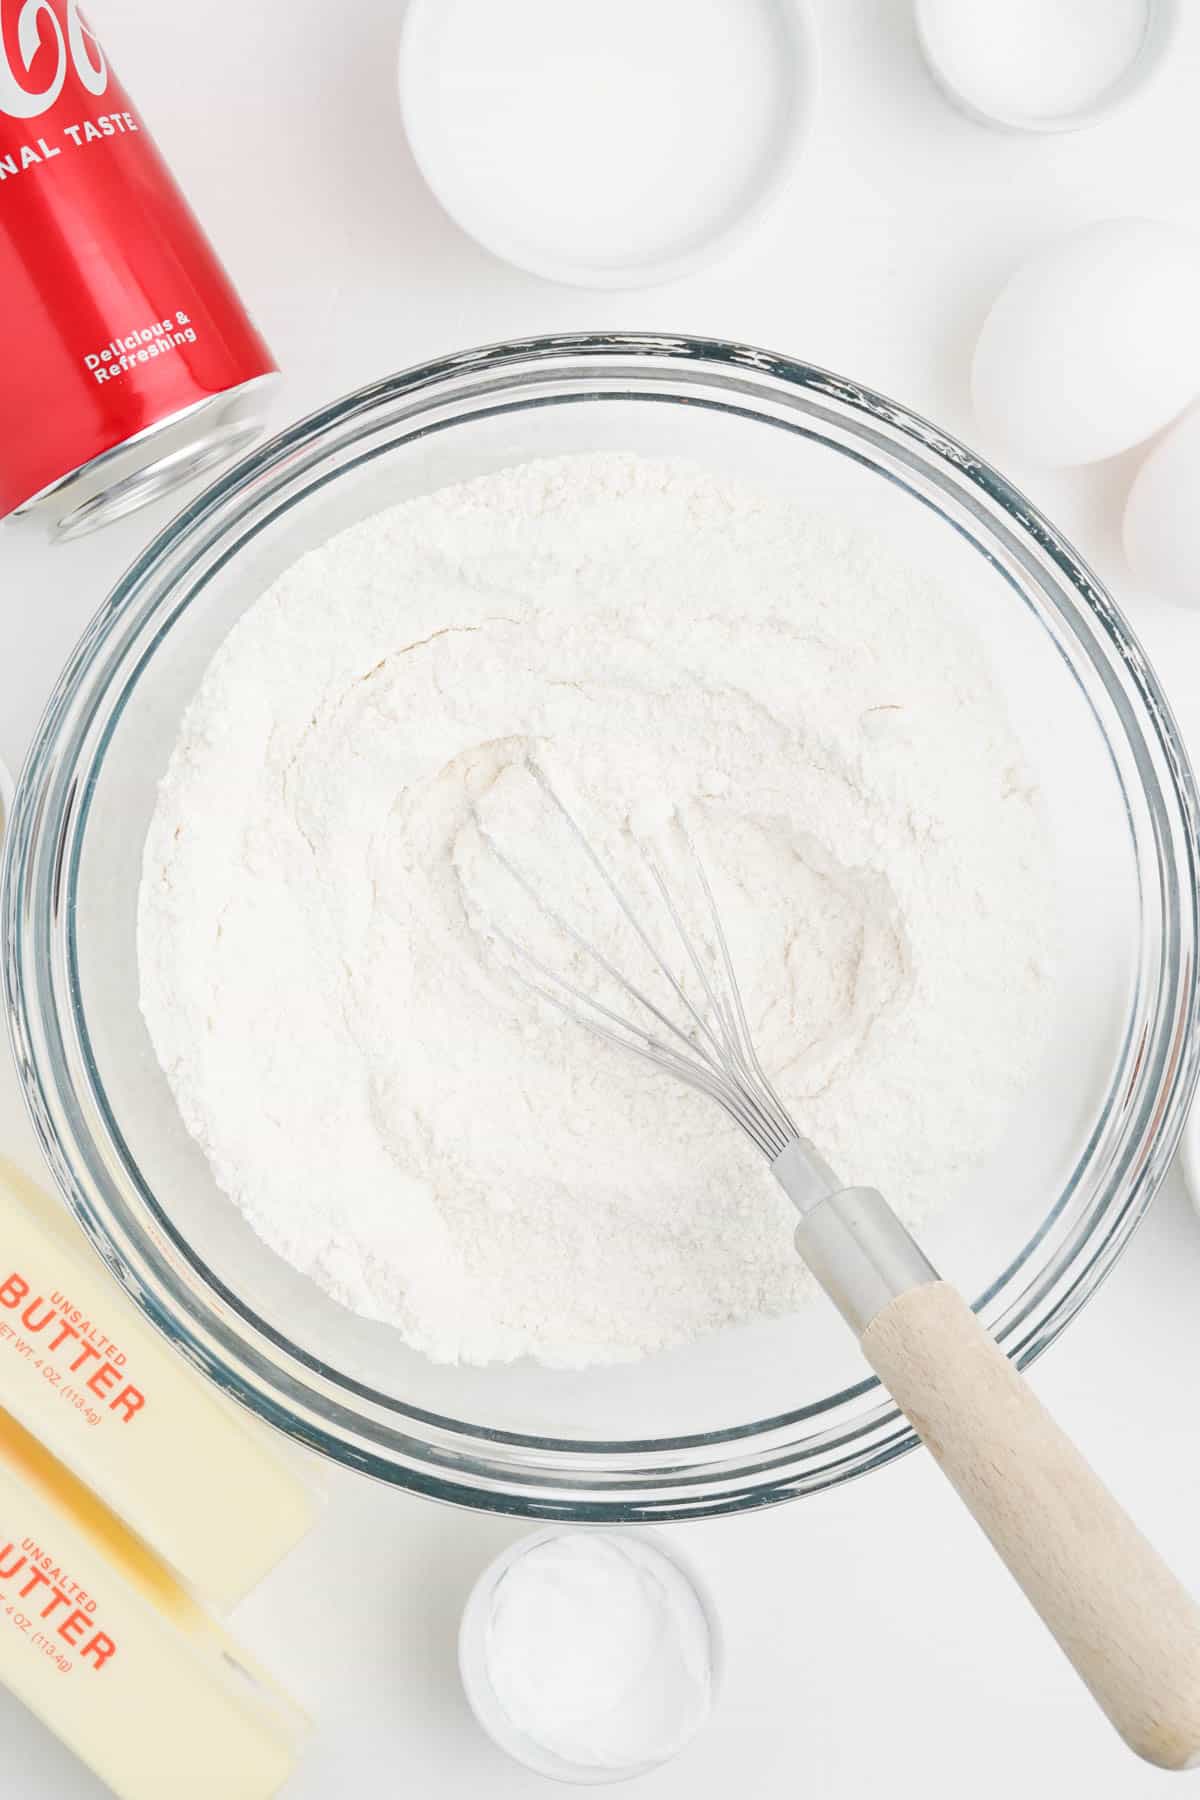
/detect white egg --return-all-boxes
[1123,402,1200,607]
[972,219,1200,466]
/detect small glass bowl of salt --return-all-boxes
[459,1527,721,1783]
[915,0,1179,134]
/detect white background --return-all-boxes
[3,1,1200,1794]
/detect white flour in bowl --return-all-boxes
[138,454,1055,1367]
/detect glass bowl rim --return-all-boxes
[4,330,1199,1518]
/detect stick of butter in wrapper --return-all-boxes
[0,1158,317,1610]
[0,1403,305,1798]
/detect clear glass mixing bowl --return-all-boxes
[4,334,1198,1517]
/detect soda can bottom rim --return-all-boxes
[10,373,278,542]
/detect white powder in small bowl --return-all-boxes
[138,453,1055,1367]
[473,1532,714,1775]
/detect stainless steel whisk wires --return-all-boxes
[478,757,931,1281]
[478,761,839,1203]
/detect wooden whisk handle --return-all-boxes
[862,1279,1200,1770]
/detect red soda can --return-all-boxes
[0,1,276,539]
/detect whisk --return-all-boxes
[488,762,1200,1772]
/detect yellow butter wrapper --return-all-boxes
[0,1405,304,1800]
[0,1158,317,1610]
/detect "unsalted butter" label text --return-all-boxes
[0,1531,116,1673]
[0,1274,145,1425]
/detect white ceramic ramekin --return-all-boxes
[398,0,818,289]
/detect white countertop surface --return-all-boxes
[4,2,1200,1794]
